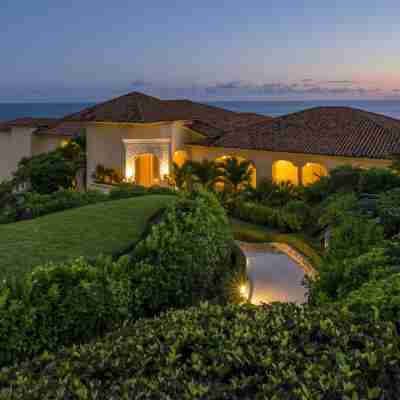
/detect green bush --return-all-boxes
[344,273,400,320]
[147,185,177,195]
[14,141,84,194]
[0,257,131,366]
[326,165,363,194]
[308,216,385,303]
[109,183,147,200]
[358,167,400,194]
[130,190,236,317]
[378,188,400,237]
[1,302,399,399]
[233,201,307,232]
[19,189,108,219]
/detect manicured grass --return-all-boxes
[0,195,175,280]
[230,218,323,267]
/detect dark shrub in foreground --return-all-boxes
[131,190,237,317]
[1,302,399,399]
[0,257,131,367]
[109,183,147,199]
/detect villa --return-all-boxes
[1,91,399,187]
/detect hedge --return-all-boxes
[1,302,399,399]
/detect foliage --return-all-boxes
[308,216,385,303]
[233,200,309,232]
[326,165,363,194]
[130,190,236,317]
[344,273,400,320]
[219,156,253,193]
[189,159,223,189]
[109,183,147,199]
[170,161,196,191]
[317,192,359,227]
[13,138,85,194]
[0,257,131,366]
[92,164,123,184]
[358,167,400,194]
[15,189,108,219]
[1,302,399,399]
[147,185,177,195]
[391,153,400,174]
[377,187,400,237]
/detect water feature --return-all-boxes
[239,242,308,305]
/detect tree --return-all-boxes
[190,159,223,189]
[220,157,253,194]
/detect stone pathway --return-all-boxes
[238,242,309,305]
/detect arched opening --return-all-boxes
[273,160,298,185]
[173,150,188,167]
[302,162,327,186]
[215,155,257,189]
[134,154,160,187]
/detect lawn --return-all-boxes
[0,195,175,280]
[230,218,323,267]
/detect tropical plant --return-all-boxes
[220,157,253,194]
[190,159,223,189]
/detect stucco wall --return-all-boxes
[31,135,66,156]
[86,122,183,185]
[0,127,35,182]
[187,145,392,185]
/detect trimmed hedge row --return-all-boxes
[1,302,399,399]
[0,185,177,224]
[233,200,310,232]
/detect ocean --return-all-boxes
[1,100,400,121]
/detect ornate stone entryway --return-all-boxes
[123,139,171,186]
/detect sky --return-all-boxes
[1,0,400,102]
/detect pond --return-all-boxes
[239,242,308,305]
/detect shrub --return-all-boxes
[19,189,108,219]
[1,302,399,399]
[301,175,331,203]
[130,190,236,317]
[326,165,363,194]
[0,257,131,366]
[147,185,177,195]
[378,187,400,237]
[109,183,147,200]
[283,199,311,226]
[233,201,274,225]
[93,164,123,184]
[358,167,400,194]
[13,139,84,194]
[318,192,359,227]
[344,273,400,320]
[308,216,385,303]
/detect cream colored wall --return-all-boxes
[31,135,66,156]
[86,122,178,185]
[187,145,392,186]
[0,127,35,182]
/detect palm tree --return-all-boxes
[171,161,196,191]
[220,157,254,194]
[190,160,223,189]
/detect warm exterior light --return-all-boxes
[126,166,133,180]
[240,284,248,297]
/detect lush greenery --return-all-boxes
[0,195,175,280]
[92,163,124,184]
[1,302,399,399]
[0,183,176,224]
[0,190,242,367]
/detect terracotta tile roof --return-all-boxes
[35,122,84,137]
[0,117,58,132]
[61,92,269,135]
[209,107,400,159]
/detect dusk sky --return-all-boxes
[1,0,400,102]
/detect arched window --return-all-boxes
[302,162,327,185]
[272,160,298,185]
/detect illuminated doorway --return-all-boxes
[135,154,160,187]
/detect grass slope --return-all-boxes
[230,218,322,267]
[0,195,175,280]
